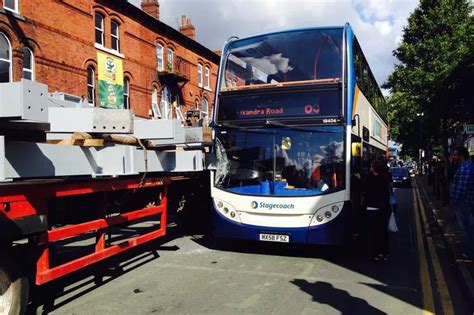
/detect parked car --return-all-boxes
[390,167,411,187]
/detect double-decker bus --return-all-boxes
[211,24,388,245]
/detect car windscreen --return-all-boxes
[390,168,409,176]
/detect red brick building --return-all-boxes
[0,0,219,123]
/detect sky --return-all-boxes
[131,0,419,92]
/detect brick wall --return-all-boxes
[0,0,219,119]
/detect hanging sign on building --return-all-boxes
[97,51,124,109]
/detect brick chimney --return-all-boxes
[141,0,160,20]
[179,15,195,40]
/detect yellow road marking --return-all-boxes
[415,183,455,315]
[412,185,435,314]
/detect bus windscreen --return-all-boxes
[217,89,341,121]
[221,28,343,91]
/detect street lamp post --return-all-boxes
[416,112,424,174]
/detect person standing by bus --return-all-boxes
[364,159,392,261]
[450,146,474,259]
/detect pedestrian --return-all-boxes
[450,146,474,259]
[364,159,392,262]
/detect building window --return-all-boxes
[151,87,160,118]
[123,78,130,109]
[197,64,202,87]
[111,21,120,52]
[204,66,210,89]
[160,86,171,119]
[201,98,209,126]
[0,33,12,83]
[95,13,105,46]
[22,48,34,81]
[167,48,174,71]
[156,44,164,71]
[201,98,208,116]
[3,0,18,13]
[87,66,95,106]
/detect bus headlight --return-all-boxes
[213,199,241,223]
[309,202,344,227]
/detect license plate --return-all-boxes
[259,233,289,243]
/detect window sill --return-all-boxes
[0,8,25,21]
[204,87,212,92]
[94,43,125,59]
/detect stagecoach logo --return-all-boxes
[250,201,295,210]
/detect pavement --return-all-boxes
[416,174,474,309]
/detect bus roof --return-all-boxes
[224,25,349,46]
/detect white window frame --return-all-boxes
[111,21,120,53]
[87,66,95,106]
[156,44,164,71]
[167,48,174,71]
[123,78,130,109]
[95,13,105,46]
[22,47,34,81]
[197,64,202,87]
[0,32,12,82]
[204,66,210,89]
[3,0,18,13]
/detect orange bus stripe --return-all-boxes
[352,86,360,118]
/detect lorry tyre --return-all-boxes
[0,257,29,315]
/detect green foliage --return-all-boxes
[385,0,474,153]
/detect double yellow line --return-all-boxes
[413,180,454,315]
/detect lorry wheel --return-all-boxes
[0,258,29,315]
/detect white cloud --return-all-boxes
[374,20,392,36]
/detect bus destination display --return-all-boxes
[218,90,341,121]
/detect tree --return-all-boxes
[385,0,474,156]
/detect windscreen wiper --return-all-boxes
[263,120,307,132]
[263,120,340,133]
[213,122,249,130]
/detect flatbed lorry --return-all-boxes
[0,80,210,314]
